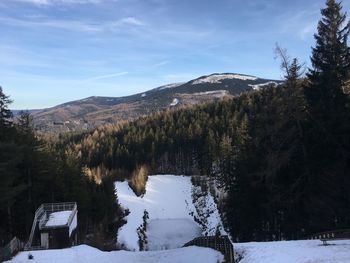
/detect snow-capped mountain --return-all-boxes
[27,73,282,133]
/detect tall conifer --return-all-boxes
[307,0,350,108]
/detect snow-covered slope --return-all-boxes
[235,240,350,263]
[157,82,185,91]
[192,73,258,84]
[7,245,223,263]
[248,81,279,90]
[115,175,226,251]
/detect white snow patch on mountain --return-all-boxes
[192,74,257,84]
[158,82,185,90]
[248,81,279,90]
[7,245,224,263]
[192,90,229,98]
[115,175,226,251]
[235,239,350,263]
[170,98,179,106]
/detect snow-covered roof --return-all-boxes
[45,211,72,227]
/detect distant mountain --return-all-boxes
[30,73,282,133]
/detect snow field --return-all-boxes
[235,239,350,263]
[147,219,201,250]
[6,245,224,263]
[9,240,350,263]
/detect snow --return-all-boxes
[158,82,184,90]
[8,237,350,263]
[192,74,257,84]
[147,219,201,250]
[248,81,279,90]
[45,211,71,227]
[235,239,350,263]
[115,175,226,251]
[6,244,224,263]
[115,175,198,251]
[192,189,227,236]
[170,98,179,106]
[192,90,229,98]
[141,93,146,98]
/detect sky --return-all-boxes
[0,0,349,109]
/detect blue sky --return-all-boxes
[1,0,349,109]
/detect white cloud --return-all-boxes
[117,17,145,27]
[279,9,320,40]
[0,16,145,32]
[107,17,146,30]
[13,0,102,5]
[152,60,170,67]
[83,71,129,82]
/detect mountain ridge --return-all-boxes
[24,73,282,133]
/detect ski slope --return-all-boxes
[6,245,223,263]
[115,175,226,251]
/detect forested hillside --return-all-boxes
[60,0,350,242]
[0,89,119,247]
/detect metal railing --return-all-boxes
[25,205,45,250]
[39,202,77,230]
[307,229,350,241]
[25,202,77,250]
[42,202,76,213]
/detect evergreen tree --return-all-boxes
[0,143,27,241]
[307,0,350,108]
[0,87,13,138]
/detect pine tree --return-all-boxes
[307,0,350,108]
[0,87,13,136]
